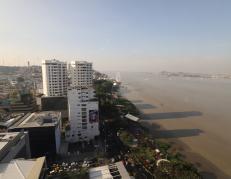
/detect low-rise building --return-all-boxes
[9,111,61,159]
[36,96,68,119]
[0,132,31,163]
[0,156,46,179]
[89,161,131,179]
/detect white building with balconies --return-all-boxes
[69,61,93,87]
[66,87,99,142]
[66,61,99,143]
[42,59,68,97]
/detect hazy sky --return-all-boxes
[0,0,231,73]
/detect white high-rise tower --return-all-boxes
[42,59,68,97]
[70,61,93,87]
[66,60,99,142]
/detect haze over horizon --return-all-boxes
[0,0,231,73]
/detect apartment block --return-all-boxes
[69,61,93,87]
[42,59,68,97]
[66,60,99,143]
[66,87,99,142]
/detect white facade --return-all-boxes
[66,87,99,142]
[70,61,93,87]
[42,59,68,97]
[66,60,100,142]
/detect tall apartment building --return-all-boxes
[66,61,99,143]
[42,59,68,97]
[69,61,93,87]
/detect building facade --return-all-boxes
[69,61,93,87]
[66,87,99,142]
[66,60,99,143]
[42,59,68,97]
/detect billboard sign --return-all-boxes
[89,110,99,123]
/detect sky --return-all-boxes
[0,0,231,73]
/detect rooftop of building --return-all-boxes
[0,113,25,128]
[88,161,131,179]
[42,59,66,64]
[70,61,92,64]
[0,157,46,179]
[10,111,61,129]
[0,132,23,151]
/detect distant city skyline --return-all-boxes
[0,0,231,73]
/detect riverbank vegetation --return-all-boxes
[94,79,201,178]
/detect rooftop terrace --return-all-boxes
[10,111,61,129]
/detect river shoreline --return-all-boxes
[121,83,231,179]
